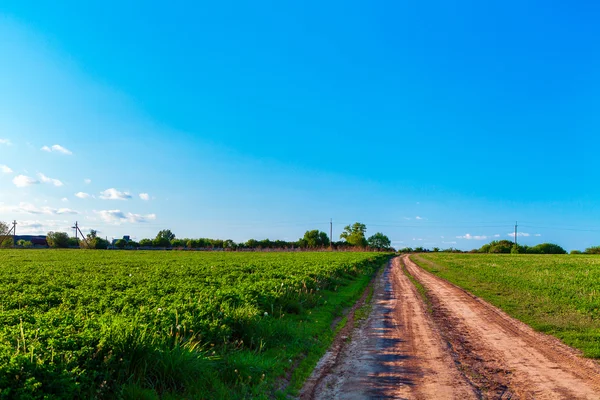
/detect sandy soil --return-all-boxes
[300,257,475,399]
[300,255,600,400]
[404,255,600,399]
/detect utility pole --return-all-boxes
[73,221,90,248]
[514,221,518,247]
[330,218,333,250]
[72,221,78,241]
[12,220,17,248]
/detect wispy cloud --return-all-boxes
[100,188,132,200]
[442,241,457,244]
[61,198,69,202]
[534,233,542,237]
[37,173,64,187]
[415,216,423,220]
[456,233,488,240]
[95,209,156,224]
[13,175,40,188]
[84,178,91,184]
[507,232,530,238]
[0,202,78,215]
[75,192,92,199]
[0,138,11,145]
[139,193,150,201]
[41,144,72,155]
[0,164,12,174]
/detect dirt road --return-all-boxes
[300,255,600,399]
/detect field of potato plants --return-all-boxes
[413,253,600,358]
[0,250,391,399]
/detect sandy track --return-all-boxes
[301,257,475,399]
[405,255,600,399]
[301,256,600,399]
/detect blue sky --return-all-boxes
[1,1,599,250]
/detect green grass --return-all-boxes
[0,250,391,399]
[412,253,600,358]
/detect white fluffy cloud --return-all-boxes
[13,175,40,187]
[37,173,64,187]
[139,193,150,201]
[41,144,72,155]
[99,188,132,200]
[456,233,488,240]
[0,164,12,174]
[95,209,156,224]
[75,192,92,199]
[0,138,11,145]
[61,198,69,202]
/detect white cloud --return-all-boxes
[127,212,156,223]
[17,220,72,235]
[415,216,423,220]
[0,202,78,215]
[534,233,542,237]
[507,232,530,238]
[99,188,132,200]
[442,241,457,244]
[41,144,73,155]
[95,209,156,224]
[412,238,423,241]
[37,173,64,187]
[494,234,501,237]
[13,175,40,187]
[0,138,11,145]
[75,192,92,199]
[84,178,91,184]
[139,193,150,201]
[61,197,69,202]
[0,164,12,174]
[456,233,488,240]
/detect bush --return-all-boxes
[585,246,600,255]
[47,231,70,248]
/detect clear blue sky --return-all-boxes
[1,1,599,250]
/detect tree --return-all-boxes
[47,232,70,248]
[67,237,80,248]
[299,230,330,248]
[114,239,127,249]
[527,243,567,254]
[154,230,175,248]
[139,238,153,247]
[156,229,175,242]
[367,232,391,250]
[585,246,600,255]
[0,221,11,247]
[81,230,109,249]
[340,222,368,247]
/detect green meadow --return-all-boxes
[413,253,600,358]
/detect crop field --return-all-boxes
[0,250,390,399]
[412,253,600,358]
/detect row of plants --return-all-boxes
[0,250,391,399]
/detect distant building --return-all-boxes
[15,235,48,246]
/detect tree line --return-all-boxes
[0,220,393,251]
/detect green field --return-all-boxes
[412,253,600,358]
[0,250,390,399]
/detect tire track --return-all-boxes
[405,254,600,399]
